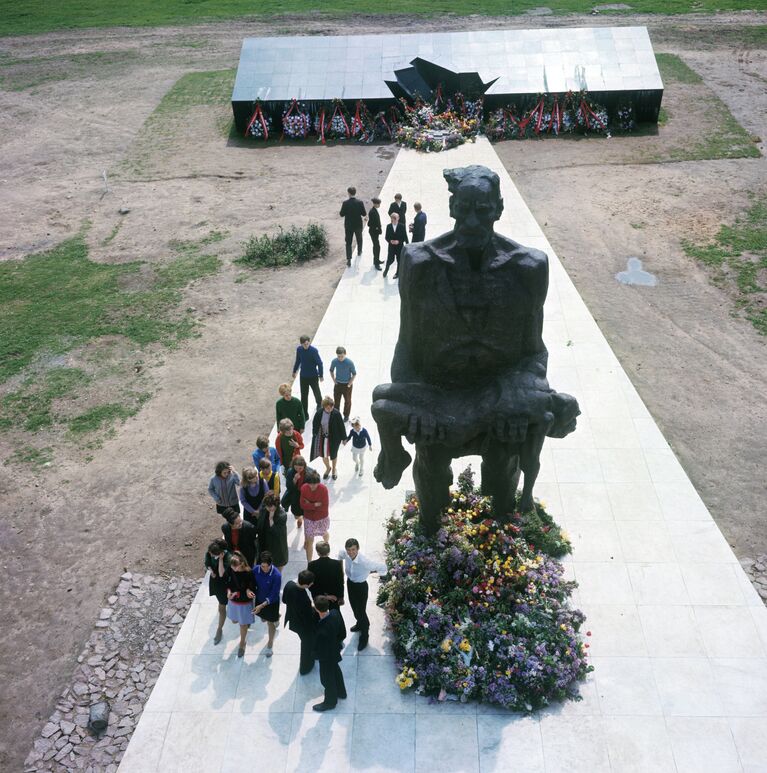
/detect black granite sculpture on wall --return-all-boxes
[371,165,580,534]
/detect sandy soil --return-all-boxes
[0,11,766,770]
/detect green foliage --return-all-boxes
[238,223,329,269]
[0,1,761,36]
[683,196,767,335]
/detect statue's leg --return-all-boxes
[518,415,554,512]
[481,451,520,523]
[413,444,454,536]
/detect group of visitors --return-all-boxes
[340,186,427,277]
[203,336,384,711]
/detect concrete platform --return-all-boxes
[119,138,767,773]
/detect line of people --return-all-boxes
[203,338,385,711]
[340,187,427,276]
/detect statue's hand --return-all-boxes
[405,412,447,444]
[491,414,529,444]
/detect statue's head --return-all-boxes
[444,165,504,250]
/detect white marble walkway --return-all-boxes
[119,138,767,773]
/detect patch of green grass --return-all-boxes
[683,196,767,335]
[0,1,761,36]
[655,53,704,85]
[101,221,123,246]
[0,230,222,383]
[68,399,144,434]
[0,368,91,432]
[4,445,53,467]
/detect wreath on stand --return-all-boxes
[244,100,272,139]
[281,99,311,140]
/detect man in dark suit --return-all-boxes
[410,202,427,243]
[388,193,407,221]
[368,197,383,269]
[308,541,346,639]
[384,212,408,279]
[312,596,347,712]
[339,186,367,267]
[282,569,318,675]
[220,508,258,567]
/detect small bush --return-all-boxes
[238,223,328,269]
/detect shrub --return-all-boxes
[238,223,328,268]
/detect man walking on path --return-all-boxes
[368,197,383,269]
[312,595,347,712]
[338,538,387,651]
[330,346,356,422]
[292,335,324,418]
[339,186,366,266]
[410,202,427,243]
[282,569,318,675]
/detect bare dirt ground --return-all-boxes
[0,11,765,770]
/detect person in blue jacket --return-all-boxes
[253,551,282,657]
[292,335,324,418]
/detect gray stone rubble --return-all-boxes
[741,554,767,604]
[24,572,199,772]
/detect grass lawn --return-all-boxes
[1,0,764,37]
[0,231,223,454]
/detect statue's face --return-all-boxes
[452,180,503,248]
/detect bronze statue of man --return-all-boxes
[372,164,579,534]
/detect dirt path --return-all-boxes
[1,12,766,770]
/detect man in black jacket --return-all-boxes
[384,212,409,279]
[388,193,407,220]
[308,541,346,639]
[368,197,383,269]
[312,596,347,712]
[282,569,318,675]
[220,508,258,568]
[339,186,367,267]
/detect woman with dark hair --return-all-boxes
[221,508,258,567]
[204,539,231,645]
[300,468,330,563]
[207,461,240,518]
[226,551,256,657]
[253,551,282,657]
[282,455,307,529]
[310,396,346,481]
[257,492,289,572]
[239,465,268,527]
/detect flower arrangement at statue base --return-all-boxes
[378,466,592,711]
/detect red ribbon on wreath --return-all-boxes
[379,113,392,140]
[245,102,268,139]
[351,101,364,137]
[548,96,562,134]
[318,108,326,144]
[532,98,545,135]
[578,98,607,131]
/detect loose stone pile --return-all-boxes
[741,554,767,603]
[24,572,199,772]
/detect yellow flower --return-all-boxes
[440,638,452,653]
[459,639,471,652]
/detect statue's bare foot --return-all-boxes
[373,448,412,489]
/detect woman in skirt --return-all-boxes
[226,551,256,657]
[204,538,231,645]
[299,467,330,562]
[282,454,307,529]
[253,551,282,657]
[310,396,346,480]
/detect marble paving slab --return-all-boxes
[119,138,767,773]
